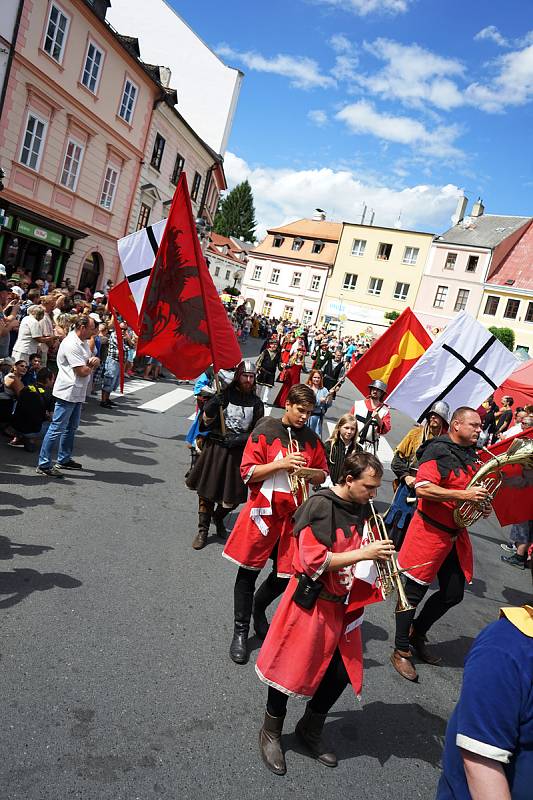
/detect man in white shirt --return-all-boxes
[36,316,100,478]
[38,295,58,366]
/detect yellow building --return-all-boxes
[319,222,434,336]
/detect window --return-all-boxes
[312,241,324,254]
[150,133,165,170]
[225,270,231,281]
[368,277,383,295]
[283,305,293,320]
[403,246,419,265]
[191,172,202,202]
[99,165,119,210]
[466,255,479,273]
[43,3,69,63]
[454,288,470,312]
[262,300,272,317]
[292,238,304,252]
[525,303,533,323]
[302,309,313,325]
[484,296,500,316]
[377,242,392,260]
[273,236,284,248]
[444,252,457,270]
[393,281,410,300]
[214,266,220,276]
[343,273,358,290]
[252,265,262,281]
[269,268,280,284]
[118,78,138,124]
[503,299,520,319]
[310,275,321,291]
[433,285,448,308]
[136,203,151,231]
[60,139,83,190]
[291,272,302,288]
[351,238,366,256]
[20,113,47,170]
[171,153,184,185]
[81,41,103,93]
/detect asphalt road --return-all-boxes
[1,339,531,800]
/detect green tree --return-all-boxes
[488,326,515,351]
[214,180,257,242]
[384,310,400,323]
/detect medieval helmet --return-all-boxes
[427,400,450,425]
[368,379,387,395]
[234,359,257,382]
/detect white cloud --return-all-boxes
[216,44,336,89]
[332,53,359,81]
[474,26,509,48]
[308,109,329,126]
[465,43,533,112]
[313,0,412,16]
[329,34,353,53]
[335,100,463,158]
[223,151,463,237]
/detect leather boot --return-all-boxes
[229,581,254,664]
[409,626,441,665]
[212,505,232,539]
[295,705,337,767]
[252,573,286,640]
[390,649,418,682]
[259,712,286,775]
[191,512,211,550]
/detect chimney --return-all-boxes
[369,210,375,226]
[452,194,468,225]
[312,208,326,221]
[159,66,172,87]
[471,197,485,218]
[361,203,367,225]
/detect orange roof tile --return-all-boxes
[487,221,533,290]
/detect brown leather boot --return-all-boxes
[295,705,337,767]
[192,512,210,550]
[259,712,286,775]
[409,626,441,665]
[390,649,418,681]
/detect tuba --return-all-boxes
[287,427,309,503]
[454,437,533,527]
[366,500,413,613]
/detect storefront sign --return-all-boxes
[17,220,62,247]
[266,293,291,301]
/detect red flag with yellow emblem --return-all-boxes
[346,308,432,396]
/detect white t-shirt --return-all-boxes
[39,312,54,356]
[53,330,91,402]
[13,315,41,356]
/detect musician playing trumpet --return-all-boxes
[223,384,328,665]
[391,407,491,683]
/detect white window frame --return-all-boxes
[270,268,280,284]
[118,77,138,124]
[454,288,470,312]
[283,305,293,320]
[262,301,272,317]
[292,238,304,252]
[343,273,357,290]
[310,275,321,291]
[433,285,448,308]
[376,243,392,261]
[60,138,84,191]
[302,309,313,325]
[351,238,366,257]
[402,246,419,265]
[291,272,302,288]
[43,2,70,64]
[99,164,119,211]
[368,277,383,296]
[19,111,48,171]
[81,39,104,94]
[393,281,410,300]
[444,252,457,271]
[252,265,262,281]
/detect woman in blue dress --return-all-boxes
[306,369,335,438]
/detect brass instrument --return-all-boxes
[287,427,309,503]
[453,437,533,527]
[367,499,414,613]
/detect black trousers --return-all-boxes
[233,543,288,624]
[394,544,465,652]
[267,648,349,717]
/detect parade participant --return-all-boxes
[256,451,395,775]
[280,333,295,365]
[184,367,215,474]
[306,369,334,437]
[324,413,361,485]
[391,407,490,682]
[385,401,450,548]
[186,361,264,550]
[494,396,514,438]
[353,379,391,454]
[322,349,345,391]
[312,340,333,372]
[223,384,328,664]
[436,583,533,799]
[255,339,281,405]
[273,347,305,408]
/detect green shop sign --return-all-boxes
[17,220,63,247]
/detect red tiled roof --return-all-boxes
[487,221,533,289]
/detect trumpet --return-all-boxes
[367,500,413,613]
[287,427,309,503]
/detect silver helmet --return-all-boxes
[368,379,387,395]
[428,400,450,425]
[234,359,257,381]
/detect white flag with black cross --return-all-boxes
[117,219,166,312]
[386,312,518,422]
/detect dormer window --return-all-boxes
[273,236,284,248]
[292,237,304,252]
[312,240,324,254]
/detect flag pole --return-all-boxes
[214,372,226,436]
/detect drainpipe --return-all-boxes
[198,161,217,221]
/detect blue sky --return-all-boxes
[168,0,532,236]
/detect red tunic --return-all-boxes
[222,417,328,577]
[398,441,477,585]
[255,496,371,699]
[273,362,303,408]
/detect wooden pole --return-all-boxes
[214,372,226,436]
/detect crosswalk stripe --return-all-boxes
[111,378,153,397]
[138,387,194,413]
